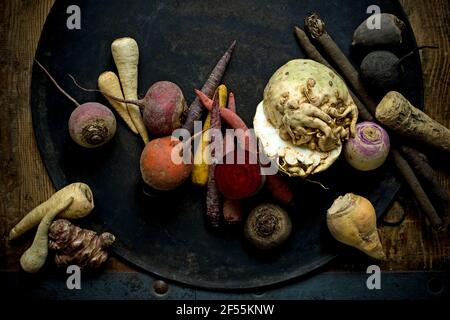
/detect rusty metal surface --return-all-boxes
[30,0,423,289]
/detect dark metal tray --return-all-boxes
[31,0,423,290]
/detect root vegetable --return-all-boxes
[140,136,192,191]
[327,193,385,259]
[49,219,115,269]
[98,71,138,134]
[376,91,450,153]
[223,199,243,224]
[263,59,358,152]
[20,197,74,273]
[352,13,405,49]
[111,37,149,143]
[183,41,236,134]
[391,149,443,230]
[206,92,222,227]
[191,85,227,186]
[143,81,187,137]
[195,89,248,131]
[344,122,390,171]
[68,102,117,148]
[265,174,294,205]
[227,92,236,113]
[244,203,292,250]
[294,26,374,122]
[35,60,116,148]
[9,183,94,240]
[215,149,265,200]
[304,13,377,114]
[400,145,449,214]
[360,51,401,93]
[360,47,438,94]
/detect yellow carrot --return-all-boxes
[111,37,149,143]
[98,71,138,134]
[191,85,227,186]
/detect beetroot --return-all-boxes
[143,81,186,137]
[214,149,265,200]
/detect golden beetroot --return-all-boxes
[140,137,192,191]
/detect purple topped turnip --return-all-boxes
[344,122,390,171]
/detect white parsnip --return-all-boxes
[20,197,74,273]
[98,71,138,134]
[111,37,149,143]
[9,182,94,240]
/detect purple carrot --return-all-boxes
[206,92,222,227]
[183,40,236,134]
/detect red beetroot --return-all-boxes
[143,81,186,137]
[215,149,265,200]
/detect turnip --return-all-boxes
[35,60,116,148]
[343,121,390,171]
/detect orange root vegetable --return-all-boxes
[265,174,294,205]
[111,37,149,143]
[9,183,94,240]
[140,136,192,191]
[327,193,385,260]
[195,89,248,130]
[20,197,74,273]
[98,71,138,134]
[183,41,236,134]
[223,199,243,224]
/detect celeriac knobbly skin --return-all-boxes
[263,59,358,152]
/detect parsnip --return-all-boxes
[111,37,149,143]
[376,91,450,153]
[9,182,94,240]
[98,71,138,134]
[20,197,74,273]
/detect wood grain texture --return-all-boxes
[0,0,448,273]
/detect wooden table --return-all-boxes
[1,0,448,274]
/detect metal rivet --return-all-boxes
[153,280,169,295]
[427,278,443,295]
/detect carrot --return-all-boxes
[227,92,236,113]
[223,199,243,224]
[20,197,74,273]
[111,37,149,143]
[9,183,94,240]
[98,71,138,134]
[265,174,294,205]
[183,41,236,134]
[195,89,248,130]
[192,85,228,186]
[206,92,222,227]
